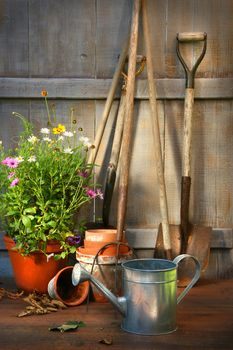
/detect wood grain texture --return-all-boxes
[0,0,29,76]
[191,100,233,227]
[29,0,96,77]
[0,77,232,99]
[0,100,29,148]
[193,0,233,78]
[0,279,232,349]
[96,0,131,78]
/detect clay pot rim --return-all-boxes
[51,266,90,306]
[3,235,63,254]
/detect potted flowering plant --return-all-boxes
[0,91,102,292]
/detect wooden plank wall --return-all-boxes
[0,0,232,280]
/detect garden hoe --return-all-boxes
[142,0,172,259]
[155,32,212,281]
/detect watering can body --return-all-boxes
[72,254,200,335]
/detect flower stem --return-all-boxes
[44,97,52,126]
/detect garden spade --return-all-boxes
[155,32,212,278]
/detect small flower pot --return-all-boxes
[48,266,89,306]
[4,235,67,293]
[76,245,133,302]
[83,240,130,255]
[85,228,124,242]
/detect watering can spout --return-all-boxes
[72,263,127,316]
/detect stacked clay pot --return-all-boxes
[76,229,133,302]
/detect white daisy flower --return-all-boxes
[16,156,24,163]
[28,156,36,162]
[40,128,50,134]
[63,131,74,137]
[79,136,92,148]
[63,147,73,154]
[58,135,64,141]
[43,136,52,142]
[27,135,39,144]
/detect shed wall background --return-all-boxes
[0,0,232,280]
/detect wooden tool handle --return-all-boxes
[109,91,126,168]
[116,0,141,242]
[183,88,195,177]
[88,36,129,165]
[176,32,207,88]
[180,176,191,251]
[102,91,126,227]
[177,32,206,42]
[142,0,171,258]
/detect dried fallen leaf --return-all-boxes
[99,337,113,345]
[0,287,23,300]
[49,320,86,333]
[18,291,67,317]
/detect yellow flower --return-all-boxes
[53,124,66,134]
[41,89,48,97]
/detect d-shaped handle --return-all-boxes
[173,254,201,304]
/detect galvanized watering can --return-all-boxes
[72,254,200,335]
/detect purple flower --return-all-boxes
[66,235,81,246]
[1,157,19,168]
[10,178,19,187]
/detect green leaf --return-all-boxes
[22,215,31,228]
[23,207,37,214]
[60,251,66,259]
[47,220,57,228]
[49,321,86,333]
[69,246,76,253]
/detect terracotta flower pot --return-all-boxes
[76,246,133,302]
[83,239,129,256]
[85,229,125,242]
[48,266,89,306]
[4,235,67,293]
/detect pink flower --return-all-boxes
[1,157,19,168]
[78,170,88,178]
[86,189,97,198]
[10,178,19,187]
[8,172,15,179]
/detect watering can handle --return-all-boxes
[173,254,201,304]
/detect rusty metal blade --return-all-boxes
[177,225,212,287]
[154,223,212,281]
[154,223,182,259]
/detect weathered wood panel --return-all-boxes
[193,0,233,78]
[0,100,29,148]
[1,77,232,99]
[0,0,29,76]
[29,0,96,77]
[96,0,131,78]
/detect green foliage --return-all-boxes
[0,106,102,259]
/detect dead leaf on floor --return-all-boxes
[0,287,24,300]
[99,337,113,345]
[49,320,86,333]
[17,291,67,317]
